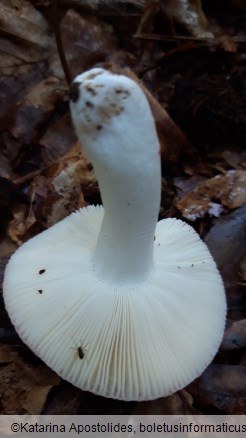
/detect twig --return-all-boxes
[52,0,72,85]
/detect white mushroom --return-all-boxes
[3,68,226,401]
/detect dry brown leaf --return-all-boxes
[176,170,246,221]
[32,153,94,228]
[0,176,30,238]
[222,150,246,170]
[40,113,77,163]
[222,319,246,350]
[0,343,60,414]
[240,253,246,281]
[0,1,54,128]
[0,152,16,180]
[205,206,246,270]
[49,8,116,80]
[189,364,246,414]
[5,150,95,242]
[56,0,145,9]
[132,390,196,415]
[8,204,36,245]
[0,0,51,49]
[0,255,11,290]
[42,382,83,414]
[0,30,50,68]
[7,77,67,144]
[136,0,160,36]
[0,63,44,127]
[174,175,206,197]
[129,392,200,435]
[160,0,213,38]
[51,153,96,189]
[0,241,16,258]
[48,6,133,80]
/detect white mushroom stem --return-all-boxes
[93,119,161,286]
[70,69,161,286]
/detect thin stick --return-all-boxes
[52,0,72,85]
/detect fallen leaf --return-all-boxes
[222,150,246,170]
[0,37,47,73]
[0,177,29,237]
[161,0,213,38]
[222,319,246,350]
[0,1,53,127]
[40,113,77,163]
[7,77,67,144]
[132,389,196,415]
[0,343,60,414]
[205,206,246,269]
[55,0,145,10]
[7,203,36,245]
[0,241,16,258]
[49,8,117,80]
[42,382,83,414]
[31,152,94,229]
[188,364,246,414]
[176,170,246,220]
[174,175,206,197]
[240,253,246,281]
[135,0,160,36]
[0,0,51,49]
[0,255,11,291]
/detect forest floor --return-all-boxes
[0,0,245,415]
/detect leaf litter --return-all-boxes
[0,0,245,415]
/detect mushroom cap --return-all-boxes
[3,205,226,400]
